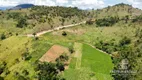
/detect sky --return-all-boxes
[0,0,142,9]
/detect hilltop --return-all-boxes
[93,3,142,19]
[10,4,34,10]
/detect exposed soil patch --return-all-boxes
[65,29,86,35]
[39,45,69,62]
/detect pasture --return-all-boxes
[62,43,114,80]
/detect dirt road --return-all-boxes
[27,21,86,37]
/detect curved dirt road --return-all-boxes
[27,21,86,37]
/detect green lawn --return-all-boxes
[62,43,114,80]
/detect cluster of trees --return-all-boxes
[13,70,30,80]
[132,15,142,23]
[16,17,27,28]
[96,16,119,26]
[35,62,65,80]
[5,12,28,28]
[6,12,21,20]
[95,31,142,80]
[29,6,87,27]
[35,53,69,80]
[0,61,10,80]
[0,61,7,75]
[30,6,87,19]
[0,6,88,35]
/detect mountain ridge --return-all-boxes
[10,4,34,10]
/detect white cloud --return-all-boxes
[0,0,19,6]
[0,0,105,9]
[71,0,105,9]
[0,0,56,6]
[127,0,142,9]
[34,0,56,6]
[56,0,68,4]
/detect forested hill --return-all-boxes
[93,3,142,19]
[0,6,88,36]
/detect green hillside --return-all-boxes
[93,3,142,19]
[0,6,88,39]
[0,3,142,80]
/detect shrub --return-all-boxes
[1,33,6,40]
[119,37,131,46]
[96,16,119,26]
[86,19,94,25]
[62,31,67,36]
[21,52,31,61]
[32,33,36,37]
[35,37,39,40]
[0,62,7,75]
[22,70,29,76]
[56,61,65,71]
[16,33,19,36]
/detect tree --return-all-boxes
[36,62,58,80]
[61,18,65,26]
[32,33,36,37]
[1,33,6,40]
[124,15,129,23]
[16,17,27,28]
[62,31,67,36]
[56,61,65,72]
[119,37,131,46]
[21,52,31,61]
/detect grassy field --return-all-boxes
[0,21,140,80]
[62,43,114,80]
[0,36,52,80]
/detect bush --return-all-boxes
[0,62,7,75]
[96,16,119,26]
[62,31,67,36]
[69,47,74,54]
[119,37,131,46]
[86,19,94,25]
[1,33,6,40]
[22,70,29,76]
[21,52,31,61]
[132,15,142,23]
[56,61,65,71]
[56,54,69,62]
[16,33,19,36]
[35,37,39,40]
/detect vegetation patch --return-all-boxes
[62,43,114,80]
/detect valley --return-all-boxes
[0,3,142,80]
